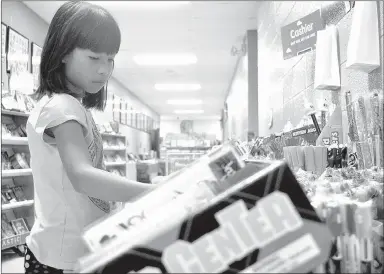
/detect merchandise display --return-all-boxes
[1,213,30,252]
[1,90,35,114]
[136,160,159,183]
[76,157,334,273]
[216,97,384,273]
[81,144,246,252]
[100,132,127,177]
[1,150,30,170]
[1,107,34,255]
[1,214,17,238]
[1,186,27,204]
[2,120,27,138]
[1,1,384,273]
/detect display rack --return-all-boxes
[165,151,205,175]
[101,133,128,177]
[161,146,211,175]
[1,109,34,256]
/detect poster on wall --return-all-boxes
[144,115,149,132]
[134,112,140,129]
[126,106,131,126]
[112,95,120,122]
[106,92,113,113]
[129,107,134,127]
[31,43,42,90]
[121,101,127,125]
[7,28,29,75]
[137,113,143,130]
[281,9,324,60]
[125,103,129,126]
[1,23,7,65]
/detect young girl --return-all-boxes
[25,2,154,273]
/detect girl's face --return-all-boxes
[63,48,115,94]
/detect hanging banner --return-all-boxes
[281,9,324,60]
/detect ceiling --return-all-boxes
[23,1,261,119]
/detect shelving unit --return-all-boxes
[101,133,128,177]
[105,161,127,167]
[2,169,33,178]
[2,200,34,211]
[1,232,30,251]
[2,137,29,146]
[103,147,126,152]
[165,151,206,175]
[1,108,34,255]
[1,110,30,117]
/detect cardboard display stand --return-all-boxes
[82,144,246,252]
[77,160,333,273]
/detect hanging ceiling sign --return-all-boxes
[281,9,324,60]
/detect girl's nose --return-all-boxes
[97,64,109,75]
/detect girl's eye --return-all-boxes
[89,56,99,60]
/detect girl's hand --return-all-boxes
[151,176,168,185]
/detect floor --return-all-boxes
[2,251,25,273]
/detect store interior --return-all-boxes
[1,1,384,273]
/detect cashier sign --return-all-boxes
[281,9,324,60]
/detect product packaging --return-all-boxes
[12,186,26,201]
[345,91,365,169]
[1,152,12,170]
[314,146,328,175]
[2,188,18,203]
[314,25,341,90]
[1,214,16,237]
[77,160,333,274]
[316,106,343,147]
[346,1,380,72]
[10,153,29,169]
[82,144,246,252]
[303,146,316,172]
[11,218,29,234]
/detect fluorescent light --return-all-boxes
[89,1,190,8]
[155,83,201,91]
[174,110,204,114]
[167,99,202,105]
[133,53,197,66]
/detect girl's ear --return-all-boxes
[62,54,68,63]
[62,50,74,64]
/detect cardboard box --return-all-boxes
[82,144,246,251]
[77,160,333,273]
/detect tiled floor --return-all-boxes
[2,251,24,273]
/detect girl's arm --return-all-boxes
[51,120,153,202]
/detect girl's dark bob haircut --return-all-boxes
[35,1,121,110]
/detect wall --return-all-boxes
[160,119,222,141]
[256,1,384,137]
[2,1,160,154]
[1,1,48,90]
[225,55,249,141]
[92,79,160,154]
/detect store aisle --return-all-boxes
[2,252,24,273]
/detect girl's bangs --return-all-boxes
[75,16,121,55]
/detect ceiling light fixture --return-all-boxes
[167,99,202,105]
[174,109,204,114]
[133,53,197,66]
[89,1,190,8]
[155,83,201,91]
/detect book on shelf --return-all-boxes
[11,218,30,235]
[1,186,27,204]
[1,214,16,238]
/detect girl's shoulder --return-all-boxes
[49,93,83,107]
[29,93,87,125]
